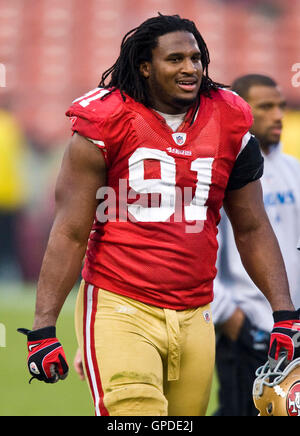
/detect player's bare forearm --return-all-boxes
[33,133,107,330]
[233,217,293,311]
[33,229,87,329]
[224,180,294,312]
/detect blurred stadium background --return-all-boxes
[0,0,299,416]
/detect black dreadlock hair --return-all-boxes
[99,13,227,105]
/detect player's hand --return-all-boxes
[221,307,245,342]
[74,348,85,381]
[268,309,300,368]
[18,326,69,384]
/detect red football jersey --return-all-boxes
[66,87,253,309]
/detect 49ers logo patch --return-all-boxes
[287,382,300,416]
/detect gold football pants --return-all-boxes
[75,281,215,416]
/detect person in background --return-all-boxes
[212,74,300,416]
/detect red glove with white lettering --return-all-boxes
[268,309,300,368]
[18,326,69,384]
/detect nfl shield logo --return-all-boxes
[203,310,211,323]
[172,133,186,146]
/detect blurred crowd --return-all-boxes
[0,0,299,285]
[0,101,64,284]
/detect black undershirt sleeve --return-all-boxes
[227,135,264,191]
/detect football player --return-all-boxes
[19,14,300,416]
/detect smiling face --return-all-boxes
[139,31,203,114]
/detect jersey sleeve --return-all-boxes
[217,89,264,191]
[226,134,264,191]
[66,90,107,149]
[65,88,126,158]
[68,114,106,148]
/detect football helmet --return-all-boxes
[253,355,300,416]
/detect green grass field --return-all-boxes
[0,282,218,416]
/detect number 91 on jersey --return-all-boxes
[96,147,214,226]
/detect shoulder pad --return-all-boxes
[214,88,253,128]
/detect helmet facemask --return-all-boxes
[253,356,300,416]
